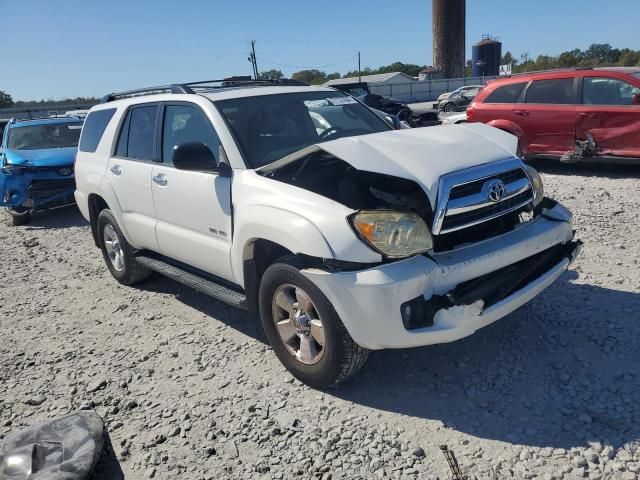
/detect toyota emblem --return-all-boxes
[487,180,506,202]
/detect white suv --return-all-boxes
[74,78,580,388]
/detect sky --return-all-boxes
[2,0,639,101]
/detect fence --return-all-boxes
[369,76,498,104]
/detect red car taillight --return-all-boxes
[466,106,475,122]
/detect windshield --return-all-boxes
[7,122,83,150]
[215,91,391,168]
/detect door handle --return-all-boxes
[110,165,122,176]
[152,174,168,186]
[579,112,598,118]
[514,110,529,116]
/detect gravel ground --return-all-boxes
[1,162,639,480]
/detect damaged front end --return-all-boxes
[0,163,76,211]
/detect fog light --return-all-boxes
[401,295,452,330]
[57,167,73,176]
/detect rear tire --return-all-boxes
[443,103,457,113]
[8,208,32,226]
[258,255,369,388]
[97,209,151,285]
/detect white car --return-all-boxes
[74,79,580,388]
[440,111,468,124]
[436,85,484,102]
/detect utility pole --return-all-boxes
[358,51,361,83]
[248,40,259,79]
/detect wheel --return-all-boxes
[258,256,369,388]
[444,103,457,113]
[97,209,151,285]
[7,207,32,226]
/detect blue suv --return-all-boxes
[0,116,83,225]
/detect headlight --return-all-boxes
[525,165,544,208]
[349,210,433,258]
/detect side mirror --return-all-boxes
[172,142,231,176]
[632,94,640,106]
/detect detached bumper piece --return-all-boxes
[403,240,582,331]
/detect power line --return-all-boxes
[255,54,358,71]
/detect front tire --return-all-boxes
[259,256,369,388]
[97,209,151,285]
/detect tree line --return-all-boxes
[2,43,640,107]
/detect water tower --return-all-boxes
[472,35,502,77]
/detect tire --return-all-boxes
[96,209,151,285]
[443,103,457,113]
[7,208,32,226]
[258,255,369,388]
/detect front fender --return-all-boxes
[231,205,335,285]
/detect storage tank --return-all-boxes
[472,35,502,77]
[432,0,466,79]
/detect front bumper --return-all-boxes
[0,167,75,210]
[302,201,579,350]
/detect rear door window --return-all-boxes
[115,105,158,160]
[525,78,575,104]
[79,108,115,153]
[161,104,220,165]
[583,77,640,105]
[484,82,527,103]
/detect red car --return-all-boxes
[467,67,640,162]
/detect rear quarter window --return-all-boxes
[483,82,527,103]
[79,109,116,153]
[525,78,574,104]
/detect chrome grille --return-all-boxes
[432,159,533,235]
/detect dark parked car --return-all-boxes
[357,94,412,124]
[438,87,482,113]
[467,67,640,162]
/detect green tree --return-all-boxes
[257,69,284,80]
[291,69,329,85]
[0,90,14,108]
[501,51,515,65]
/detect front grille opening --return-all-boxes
[433,210,524,252]
[448,168,527,200]
[441,191,532,232]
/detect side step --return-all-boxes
[135,254,247,309]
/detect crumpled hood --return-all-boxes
[3,147,76,167]
[261,123,519,207]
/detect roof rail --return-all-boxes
[100,77,310,103]
[504,66,593,78]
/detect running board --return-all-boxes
[135,254,247,309]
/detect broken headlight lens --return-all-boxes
[350,210,433,258]
[525,165,544,208]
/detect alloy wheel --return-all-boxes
[271,284,326,365]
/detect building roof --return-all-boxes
[324,72,415,86]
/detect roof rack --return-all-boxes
[100,76,310,103]
[503,66,593,78]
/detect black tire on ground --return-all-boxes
[8,208,32,226]
[258,255,369,388]
[444,103,457,113]
[96,209,151,285]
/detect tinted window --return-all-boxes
[116,105,158,160]
[525,79,574,104]
[162,105,220,165]
[79,109,115,152]
[484,82,527,103]
[583,77,640,105]
[115,111,131,157]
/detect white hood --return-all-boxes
[260,123,519,207]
